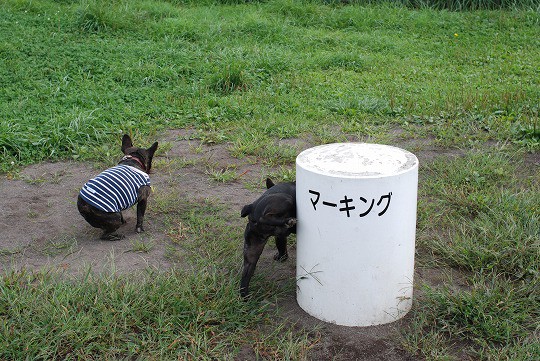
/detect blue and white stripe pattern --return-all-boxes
[79,165,151,213]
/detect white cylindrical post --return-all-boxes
[296,143,418,327]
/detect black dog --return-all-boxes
[240,178,296,298]
[77,134,158,241]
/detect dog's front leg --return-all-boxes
[136,185,152,233]
[240,236,266,298]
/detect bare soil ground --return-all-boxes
[0,129,466,360]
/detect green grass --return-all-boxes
[1,0,539,172]
[0,268,307,359]
[41,236,79,256]
[418,152,539,279]
[409,151,539,359]
[1,0,539,359]
[130,238,155,253]
[206,166,241,183]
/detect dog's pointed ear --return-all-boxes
[121,134,133,153]
[147,142,158,157]
[145,142,159,173]
[266,178,275,189]
[241,204,252,218]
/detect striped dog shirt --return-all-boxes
[79,165,151,213]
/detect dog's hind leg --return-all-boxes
[273,235,288,262]
[78,196,124,240]
[99,212,125,241]
[240,239,266,298]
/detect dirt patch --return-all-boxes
[0,161,173,275]
[0,130,473,360]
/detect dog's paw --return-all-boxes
[136,226,145,233]
[240,286,252,299]
[273,252,289,262]
[285,218,297,228]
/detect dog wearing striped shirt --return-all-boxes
[77,134,158,240]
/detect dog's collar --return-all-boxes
[120,155,146,172]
